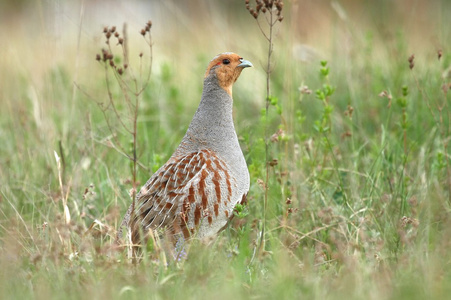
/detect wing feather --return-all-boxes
[129,151,206,242]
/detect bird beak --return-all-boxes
[237,58,253,68]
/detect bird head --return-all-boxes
[204,52,253,96]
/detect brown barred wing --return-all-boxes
[129,149,235,245]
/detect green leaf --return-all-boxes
[234,203,249,218]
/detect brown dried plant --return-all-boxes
[245,0,284,258]
[77,22,154,242]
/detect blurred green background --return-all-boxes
[1,1,451,299]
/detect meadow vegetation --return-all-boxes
[1,1,451,299]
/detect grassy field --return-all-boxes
[1,0,451,299]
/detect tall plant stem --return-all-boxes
[260,9,274,255]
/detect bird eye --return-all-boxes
[222,59,230,65]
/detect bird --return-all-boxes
[118,52,252,254]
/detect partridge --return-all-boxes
[119,52,252,250]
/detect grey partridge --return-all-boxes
[119,52,252,250]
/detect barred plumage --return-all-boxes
[129,149,239,243]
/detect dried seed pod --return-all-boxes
[268,158,278,166]
[102,49,108,61]
[408,54,415,69]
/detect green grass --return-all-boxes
[1,1,451,299]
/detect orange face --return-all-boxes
[204,52,253,96]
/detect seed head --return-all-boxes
[408,54,415,70]
[111,26,116,33]
[101,49,108,61]
[438,49,442,60]
[341,131,352,139]
[140,29,146,36]
[256,3,262,12]
[263,0,270,9]
[268,158,278,166]
[299,85,312,94]
[344,105,354,118]
[95,54,101,61]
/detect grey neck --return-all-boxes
[174,76,239,158]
